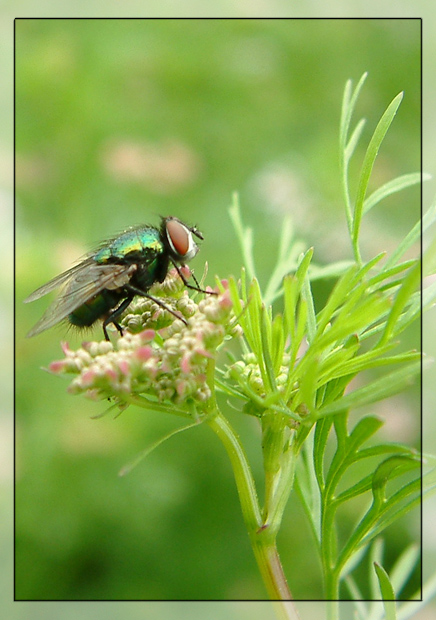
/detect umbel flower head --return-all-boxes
[48,270,239,406]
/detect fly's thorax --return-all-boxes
[132,252,170,289]
[94,226,164,264]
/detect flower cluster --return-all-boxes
[49,280,239,405]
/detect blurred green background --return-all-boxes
[15,18,421,601]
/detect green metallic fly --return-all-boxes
[25,216,213,341]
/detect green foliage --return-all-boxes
[216,75,433,609]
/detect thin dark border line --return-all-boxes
[419,14,424,604]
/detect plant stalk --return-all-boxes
[206,409,296,603]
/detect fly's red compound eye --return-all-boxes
[166,218,189,256]
[165,217,199,261]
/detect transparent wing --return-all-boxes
[24,258,97,303]
[26,261,136,337]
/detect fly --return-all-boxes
[24,216,213,341]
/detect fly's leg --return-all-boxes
[103,296,134,341]
[125,285,188,325]
[170,260,217,295]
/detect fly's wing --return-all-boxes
[24,258,96,303]
[26,261,137,337]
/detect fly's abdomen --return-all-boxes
[69,289,123,327]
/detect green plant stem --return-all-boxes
[325,566,340,601]
[262,416,299,537]
[206,409,295,601]
[203,357,296,603]
[206,409,261,530]
[251,535,293,601]
[321,498,340,599]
